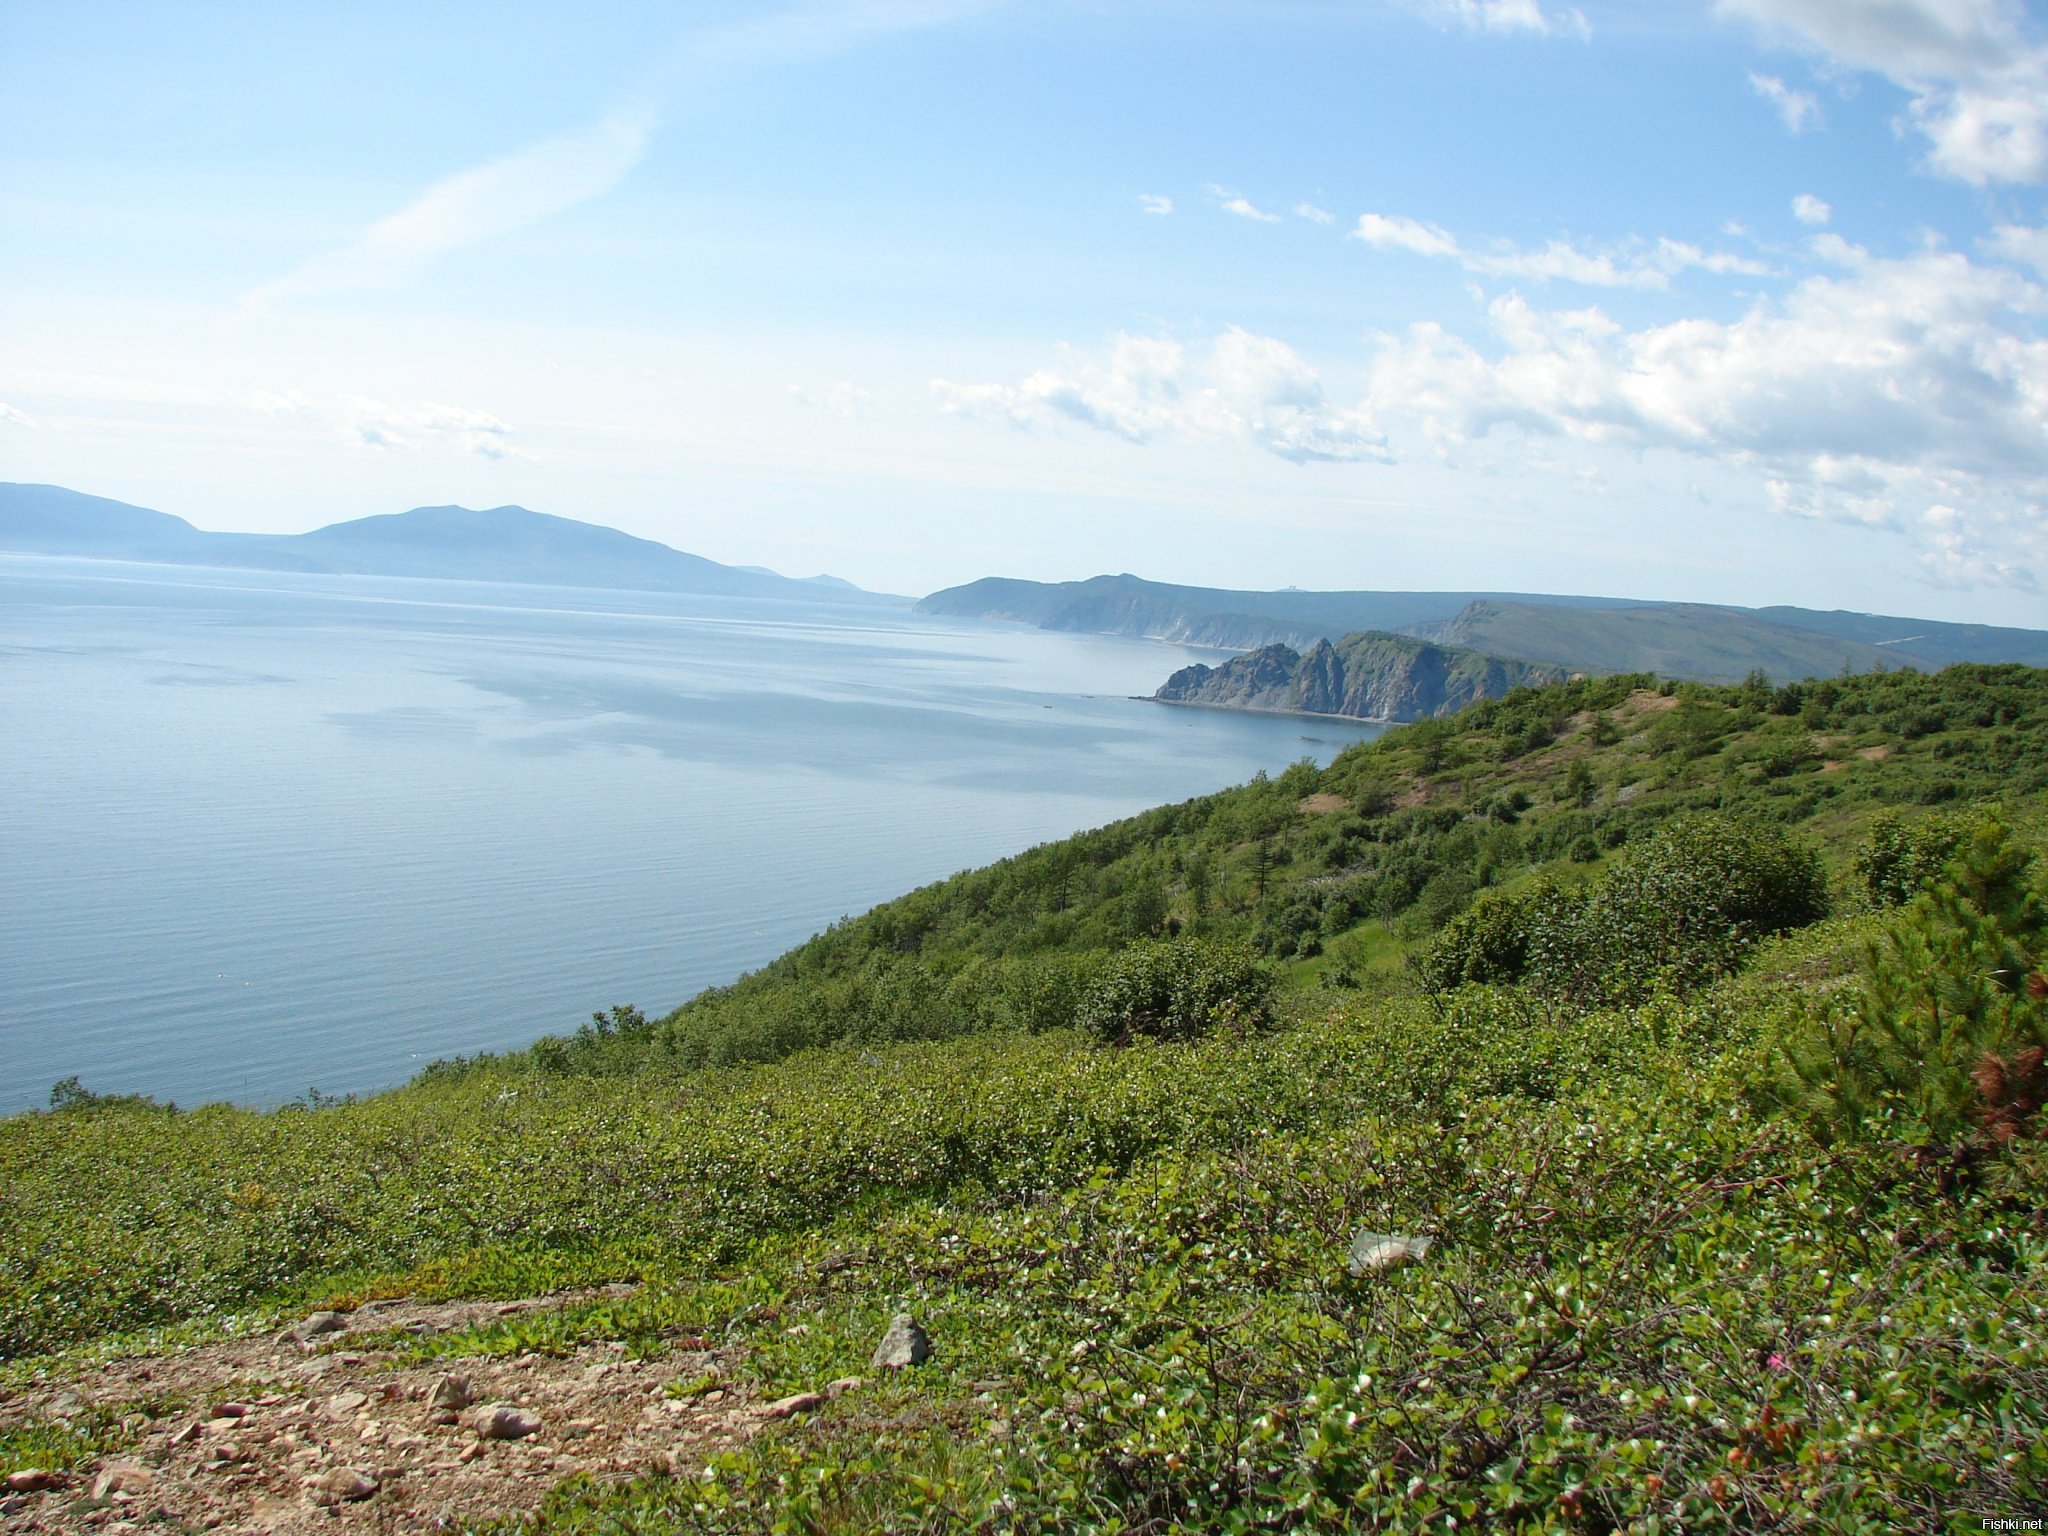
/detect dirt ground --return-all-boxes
[0,1288,782,1534]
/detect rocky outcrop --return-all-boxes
[1155,632,1563,722]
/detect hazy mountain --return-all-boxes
[918,574,1635,651]
[923,571,2048,682]
[0,483,884,603]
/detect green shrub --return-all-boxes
[1528,811,1828,1004]
[1074,936,1275,1045]
[1778,812,2048,1158]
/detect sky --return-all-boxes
[4,0,2048,625]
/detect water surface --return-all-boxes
[0,556,1382,1112]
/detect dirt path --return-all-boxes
[1,1288,768,1534]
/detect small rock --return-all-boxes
[761,1392,823,1420]
[47,1391,85,1419]
[296,1309,348,1340]
[327,1390,369,1416]
[1347,1231,1434,1276]
[209,1402,249,1420]
[313,1466,379,1503]
[90,1463,154,1501]
[428,1374,474,1413]
[470,1403,542,1441]
[5,1469,56,1493]
[870,1313,931,1371]
[824,1376,864,1398]
[459,1443,488,1464]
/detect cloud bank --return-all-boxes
[932,329,1387,465]
[1719,0,2048,184]
[1350,213,1771,288]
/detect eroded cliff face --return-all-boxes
[1155,633,1563,721]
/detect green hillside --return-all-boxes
[4,664,2045,1532]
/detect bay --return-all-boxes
[0,554,1383,1114]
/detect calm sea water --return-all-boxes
[0,555,1383,1114]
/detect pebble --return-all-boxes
[90,1463,154,1501]
[470,1403,543,1441]
[428,1374,475,1413]
[5,1469,56,1493]
[761,1392,824,1420]
[312,1466,379,1503]
[209,1402,249,1419]
[870,1313,931,1370]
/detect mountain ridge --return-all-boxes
[923,571,2048,680]
[0,483,887,603]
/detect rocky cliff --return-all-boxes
[1154,632,1564,722]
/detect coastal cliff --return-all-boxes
[1155,631,1564,721]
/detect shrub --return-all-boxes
[1074,936,1275,1045]
[1778,812,2048,1159]
[1529,811,1828,1004]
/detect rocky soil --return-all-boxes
[0,1288,797,1534]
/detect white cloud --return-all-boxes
[1718,0,2048,184]
[1400,0,1589,37]
[787,380,874,418]
[1792,193,1832,225]
[1295,202,1335,224]
[1351,212,1771,288]
[1749,71,1822,132]
[244,108,653,312]
[0,401,37,428]
[1352,212,1462,259]
[932,327,1388,465]
[1988,221,2048,275]
[342,398,520,459]
[248,389,313,416]
[1362,245,2048,586]
[1205,185,1280,222]
[1138,193,1174,215]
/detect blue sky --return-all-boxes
[4,0,2047,624]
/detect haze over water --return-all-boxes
[1,555,1381,1114]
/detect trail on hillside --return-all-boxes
[1,1288,769,1534]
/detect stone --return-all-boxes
[1347,1230,1434,1276]
[327,1391,369,1416]
[761,1392,823,1420]
[312,1466,379,1503]
[870,1313,930,1371]
[5,1469,56,1493]
[295,1310,348,1340]
[824,1377,864,1398]
[208,1402,249,1419]
[90,1463,154,1501]
[470,1403,542,1441]
[427,1374,474,1413]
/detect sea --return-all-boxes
[0,554,1384,1115]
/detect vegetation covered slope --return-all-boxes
[1154,631,1565,721]
[4,663,2046,1532]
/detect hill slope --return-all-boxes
[4,663,2044,1533]
[0,483,882,602]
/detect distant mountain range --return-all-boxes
[920,573,2048,683]
[1157,633,1565,722]
[0,483,886,604]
